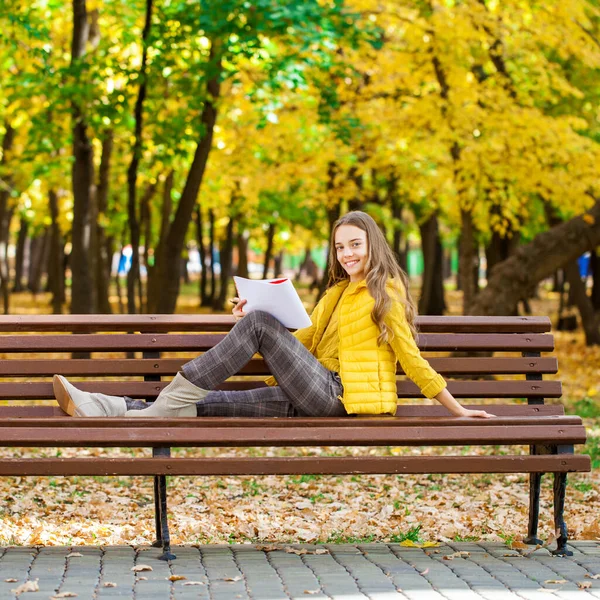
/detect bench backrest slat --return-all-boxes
[0,356,559,376]
[0,314,552,333]
[0,332,555,352]
[0,379,562,399]
[0,404,566,419]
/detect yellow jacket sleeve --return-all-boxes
[385,300,447,399]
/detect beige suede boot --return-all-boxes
[125,372,208,417]
[53,375,127,417]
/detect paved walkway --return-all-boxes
[0,542,599,599]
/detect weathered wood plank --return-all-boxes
[0,333,554,353]
[0,454,589,476]
[0,356,559,376]
[0,315,552,333]
[0,424,586,447]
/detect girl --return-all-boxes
[53,211,493,419]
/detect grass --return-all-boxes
[572,397,600,419]
[389,525,423,544]
[583,434,600,469]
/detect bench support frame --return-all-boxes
[552,445,573,557]
[523,351,545,547]
[152,447,175,561]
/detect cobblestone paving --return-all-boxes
[0,542,599,600]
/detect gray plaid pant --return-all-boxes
[126,310,346,417]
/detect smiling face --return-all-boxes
[334,224,369,282]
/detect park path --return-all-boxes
[0,542,599,599]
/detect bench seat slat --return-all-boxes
[0,415,582,428]
[0,380,563,399]
[0,357,559,376]
[0,315,552,333]
[0,424,586,446]
[0,455,588,477]
[0,333,555,352]
[0,404,567,419]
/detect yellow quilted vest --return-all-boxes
[266,279,446,415]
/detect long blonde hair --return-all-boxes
[328,211,418,345]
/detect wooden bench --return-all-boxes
[0,315,590,560]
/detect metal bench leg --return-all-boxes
[523,354,545,546]
[552,472,571,556]
[551,445,573,557]
[524,471,544,545]
[152,447,176,561]
[152,476,163,548]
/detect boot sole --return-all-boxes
[53,375,77,417]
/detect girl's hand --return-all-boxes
[230,297,247,321]
[457,408,495,419]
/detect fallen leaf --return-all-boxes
[131,565,153,572]
[4,578,18,583]
[137,576,148,581]
[315,548,329,555]
[503,553,524,557]
[223,576,242,582]
[11,579,39,595]
[304,591,320,595]
[544,579,567,584]
[446,551,470,559]
[103,582,117,588]
[578,581,592,589]
[66,552,83,558]
[182,581,205,586]
[585,574,600,580]
[51,593,78,599]
[399,540,419,548]
[255,545,279,552]
[442,555,454,561]
[285,547,308,555]
[509,541,528,550]
[420,568,429,576]
[168,575,187,582]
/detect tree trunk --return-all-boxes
[13,216,28,293]
[470,200,600,315]
[138,182,156,313]
[273,251,284,277]
[459,209,479,314]
[214,216,235,310]
[485,230,518,278]
[96,130,113,313]
[236,231,249,279]
[317,199,342,299]
[147,171,174,307]
[149,41,222,313]
[0,122,15,314]
[590,250,600,311]
[194,204,210,306]
[126,0,153,315]
[262,222,275,279]
[208,208,216,305]
[48,189,65,314]
[564,260,600,346]
[390,179,407,272]
[418,213,446,315]
[28,228,50,295]
[0,205,13,314]
[70,0,97,313]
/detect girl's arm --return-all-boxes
[434,387,495,418]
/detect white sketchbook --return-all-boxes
[233,276,312,329]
